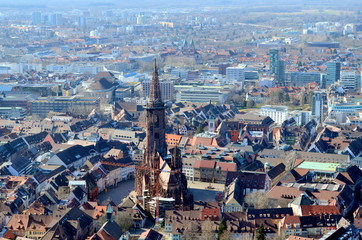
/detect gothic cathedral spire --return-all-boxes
[148,59,163,108]
[136,60,193,210]
[145,58,167,160]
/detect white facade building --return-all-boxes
[226,65,246,84]
[260,105,289,125]
[176,86,226,104]
[142,80,174,102]
[312,92,324,122]
[340,71,356,92]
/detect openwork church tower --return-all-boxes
[135,60,193,209]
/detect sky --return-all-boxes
[0,0,360,9]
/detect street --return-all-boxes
[188,181,225,202]
[97,179,225,205]
[98,179,135,205]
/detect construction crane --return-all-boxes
[100,160,179,221]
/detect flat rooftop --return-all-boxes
[297,161,340,172]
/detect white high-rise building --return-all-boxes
[312,92,324,122]
[226,65,245,84]
[142,80,174,102]
[260,105,289,125]
[340,71,356,92]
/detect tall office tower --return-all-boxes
[50,13,63,26]
[269,49,279,75]
[277,60,286,86]
[326,61,341,86]
[78,16,86,27]
[320,74,327,89]
[340,71,356,92]
[312,92,324,123]
[269,49,285,86]
[218,63,231,75]
[32,12,42,25]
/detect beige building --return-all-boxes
[84,71,118,104]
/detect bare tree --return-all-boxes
[93,214,107,232]
[238,233,255,240]
[200,220,216,240]
[273,231,286,240]
[244,192,268,209]
[218,230,233,240]
[182,221,200,240]
[115,211,133,232]
[164,56,196,68]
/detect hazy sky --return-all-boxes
[0,0,360,9]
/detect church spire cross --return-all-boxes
[148,59,163,108]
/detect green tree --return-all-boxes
[277,90,284,103]
[196,124,204,134]
[283,92,290,103]
[218,218,227,235]
[256,224,266,240]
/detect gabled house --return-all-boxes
[139,229,163,240]
[118,198,147,229]
[223,178,244,212]
[343,137,362,159]
[279,215,342,238]
[48,145,97,168]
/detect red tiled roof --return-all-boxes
[194,160,216,169]
[300,205,340,216]
[201,208,220,221]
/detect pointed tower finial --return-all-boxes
[153,58,157,75]
[148,59,163,108]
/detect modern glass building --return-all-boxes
[326,61,341,86]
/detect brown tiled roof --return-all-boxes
[288,235,314,240]
[115,102,138,112]
[280,216,301,228]
[89,71,115,90]
[216,162,237,172]
[191,137,213,147]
